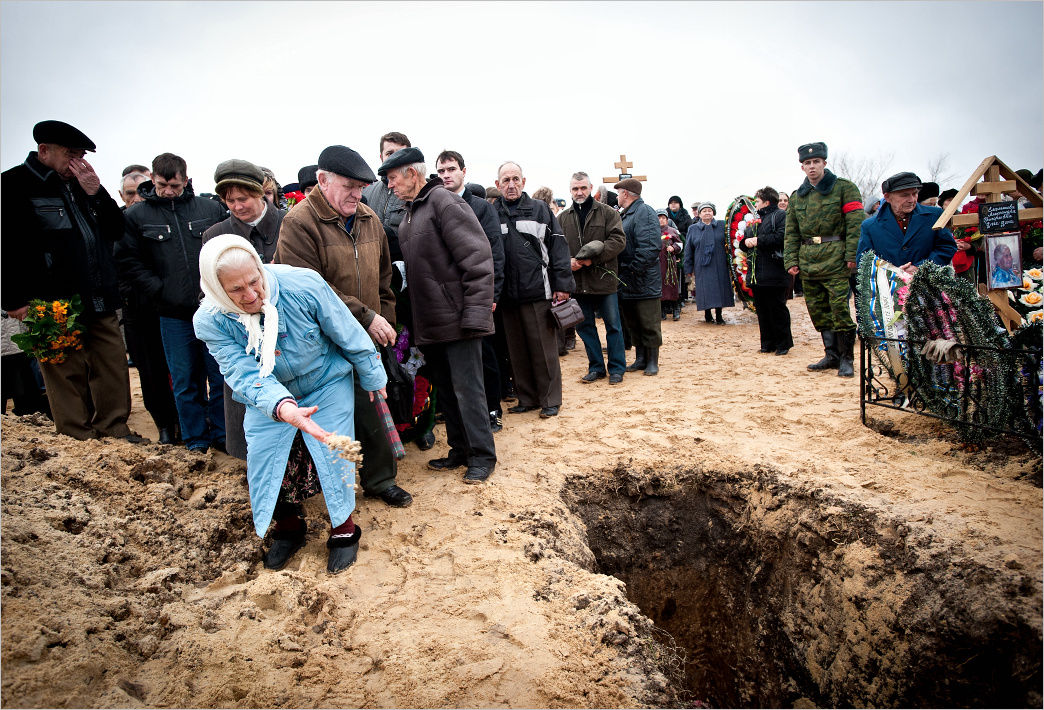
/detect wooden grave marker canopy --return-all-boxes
[603,154,648,184]
[931,155,1043,231]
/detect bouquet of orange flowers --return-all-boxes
[11,296,84,364]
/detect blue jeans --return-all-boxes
[575,293,626,376]
[159,316,225,450]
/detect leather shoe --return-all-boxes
[416,431,436,450]
[501,387,517,402]
[581,370,606,383]
[263,529,306,570]
[463,464,496,484]
[759,347,774,353]
[489,410,503,433]
[508,404,538,414]
[158,427,176,445]
[609,373,623,385]
[365,485,413,507]
[326,528,361,574]
[428,456,467,471]
[539,406,559,418]
[775,348,790,356]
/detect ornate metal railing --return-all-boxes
[860,335,1042,440]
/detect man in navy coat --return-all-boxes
[856,172,958,275]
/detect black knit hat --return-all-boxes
[668,195,683,207]
[917,182,940,201]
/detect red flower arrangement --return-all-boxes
[724,196,757,312]
[284,190,307,209]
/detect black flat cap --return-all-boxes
[798,142,827,162]
[33,120,96,152]
[317,146,376,183]
[214,159,265,192]
[298,164,319,190]
[917,181,940,201]
[377,147,425,177]
[882,172,922,194]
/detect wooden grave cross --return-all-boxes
[603,154,647,184]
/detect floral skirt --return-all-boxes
[277,430,323,505]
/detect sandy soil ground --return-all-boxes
[2,297,1040,708]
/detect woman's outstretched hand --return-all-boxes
[277,401,332,443]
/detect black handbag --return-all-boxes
[380,345,414,425]
[548,298,585,330]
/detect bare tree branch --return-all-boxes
[831,150,895,203]
[925,152,962,187]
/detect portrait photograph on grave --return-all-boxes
[986,232,1023,290]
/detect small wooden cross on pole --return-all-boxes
[603,154,647,184]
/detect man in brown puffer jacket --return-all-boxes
[275,145,413,509]
[381,147,497,484]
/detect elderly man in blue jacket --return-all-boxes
[856,172,958,276]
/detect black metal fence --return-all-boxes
[860,335,1042,440]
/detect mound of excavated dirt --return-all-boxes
[2,298,1041,708]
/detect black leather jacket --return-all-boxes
[116,181,227,319]
[1,152,125,319]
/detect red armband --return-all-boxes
[842,201,863,215]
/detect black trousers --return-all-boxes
[751,285,794,351]
[619,298,663,348]
[354,379,397,494]
[481,334,501,413]
[422,338,496,468]
[122,305,178,431]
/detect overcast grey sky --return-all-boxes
[2,1,1041,209]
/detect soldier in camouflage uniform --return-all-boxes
[783,142,865,378]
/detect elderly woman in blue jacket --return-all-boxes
[193,235,387,574]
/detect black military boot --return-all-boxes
[837,330,856,378]
[626,345,648,372]
[807,331,840,371]
[643,347,660,376]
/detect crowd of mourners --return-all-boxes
[3,121,1040,572]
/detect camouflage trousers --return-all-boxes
[803,276,855,332]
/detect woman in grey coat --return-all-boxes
[683,202,735,323]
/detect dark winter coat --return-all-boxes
[460,188,505,303]
[1,153,126,319]
[684,219,735,310]
[856,202,957,269]
[740,205,791,288]
[202,200,286,264]
[618,197,662,300]
[666,207,693,238]
[559,198,627,296]
[398,179,494,345]
[116,181,227,320]
[494,193,574,305]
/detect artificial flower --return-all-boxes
[1019,291,1043,307]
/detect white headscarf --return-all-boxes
[198,234,280,377]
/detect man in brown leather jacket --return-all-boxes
[275,145,412,508]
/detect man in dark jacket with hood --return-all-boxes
[383,148,497,483]
[116,152,228,452]
[494,161,574,418]
[2,120,136,442]
[615,178,663,376]
[559,171,627,384]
